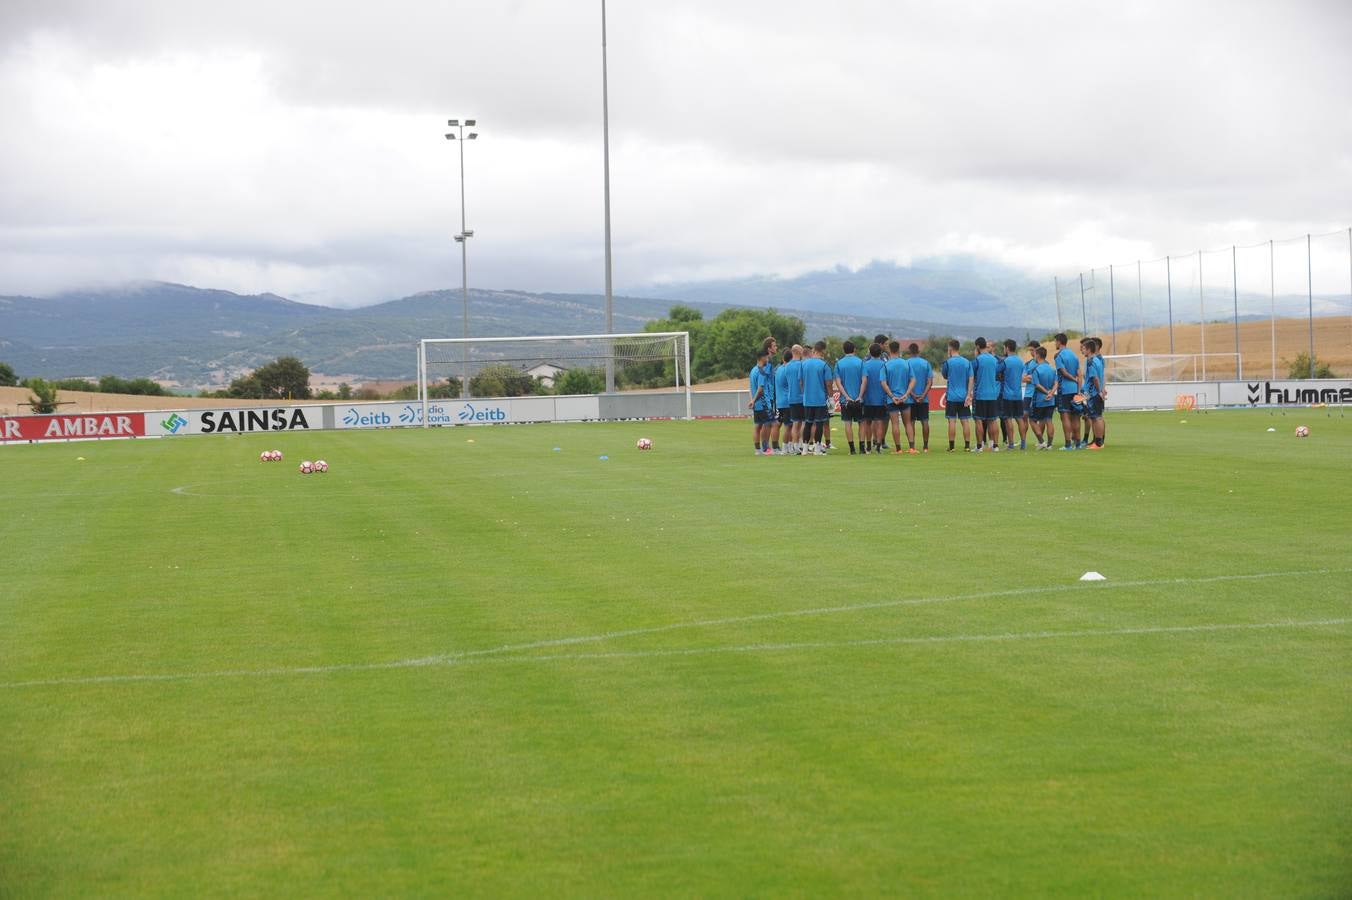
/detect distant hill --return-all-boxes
[0,280,1043,388]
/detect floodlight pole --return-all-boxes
[1307,233,1315,378]
[446,119,479,398]
[601,0,615,393]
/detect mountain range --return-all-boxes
[0,258,1054,387]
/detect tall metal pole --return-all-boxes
[1108,264,1117,355]
[1307,233,1315,378]
[1078,272,1087,333]
[459,128,470,397]
[1269,239,1276,379]
[1231,246,1241,379]
[1166,255,1175,354]
[1054,276,1063,333]
[1136,260,1145,361]
[1198,249,1206,380]
[601,0,615,393]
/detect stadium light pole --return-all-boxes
[601,0,615,393]
[446,119,479,397]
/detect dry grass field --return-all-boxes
[1102,316,1352,380]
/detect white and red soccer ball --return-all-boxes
[636,437,653,451]
[314,459,328,473]
[299,460,314,474]
[260,449,283,462]
[1295,425,1310,438]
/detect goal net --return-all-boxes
[1102,352,1243,383]
[417,331,692,416]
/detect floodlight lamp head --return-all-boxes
[444,133,455,140]
[464,229,474,237]
[447,119,459,126]
[454,235,464,243]
[465,119,476,126]
[467,133,478,140]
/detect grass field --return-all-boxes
[2,411,1350,896]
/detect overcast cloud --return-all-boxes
[1,0,1349,306]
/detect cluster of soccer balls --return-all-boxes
[1295,425,1310,438]
[298,459,329,474]
[259,449,284,462]
[636,437,653,451]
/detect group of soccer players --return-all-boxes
[748,333,1108,455]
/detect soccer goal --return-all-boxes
[417,331,692,421]
[1102,352,1243,383]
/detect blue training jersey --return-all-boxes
[907,356,933,402]
[761,362,776,408]
[835,354,863,400]
[998,355,1023,401]
[1033,362,1057,406]
[1083,355,1105,398]
[784,359,804,403]
[884,357,910,402]
[941,355,972,403]
[749,365,764,410]
[1054,347,1080,394]
[774,364,791,410]
[1022,357,1038,399]
[972,352,999,401]
[801,357,831,406]
[861,357,887,405]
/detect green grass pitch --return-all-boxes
[2,410,1349,896]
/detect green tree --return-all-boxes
[470,363,535,398]
[554,367,606,395]
[668,305,704,323]
[53,378,97,392]
[920,335,955,370]
[337,383,352,400]
[0,362,19,387]
[1285,352,1336,379]
[253,356,312,400]
[226,373,265,399]
[428,378,461,399]
[25,378,60,414]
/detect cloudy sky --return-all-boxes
[1,0,1349,307]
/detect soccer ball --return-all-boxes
[1295,425,1310,438]
[299,460,314,474]
[636,437,652,451]
[314,460,328,473]
[260,451,270,462]
[273,450,283,461]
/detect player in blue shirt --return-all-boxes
[747,348,775,454]
[882,340,911,454]
[1053,332,1082,450]
[1020,340,1042,444]
[799,341,832,455]
[782,345,805,454]
[939,339,973,452]
[902,342,933,452]
[1082,336,1107,449]
[970,337,1001,452]
[1029,346,1058,449]
[860,342,888,453]
[772,348,793,454]
[997,339,1027,450]
[833,340,865,454]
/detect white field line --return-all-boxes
[2,618,1348,689]
[2,566,1349,690]
[447,568,1352,661]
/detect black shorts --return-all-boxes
[753,408,773,424]
[1056,393,1079,413]
[1022,397,1033,417]
[804,405,829,423]
[1083,396,1105,420]
[1001,398,1023,419]
[863,404,888,422]
[910,401,930,422]
[945,400,971,419]
[1030,405,1054,422]
[777,408,792,425]
[973,399,999,421]
[840,399,864,422]
[790,403,806,422]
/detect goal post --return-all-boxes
[417,331,693,424]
